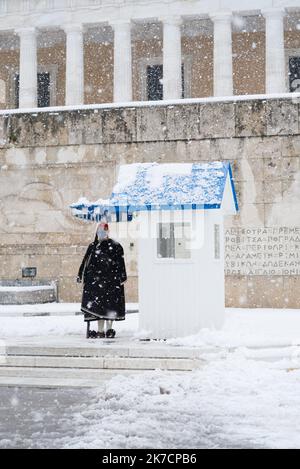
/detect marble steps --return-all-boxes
[0,368,141,388]
[0,354,203,371]
[0,366,142,380]
[4,343,205,359]
[235,345,300,367]
[0,340,205,386]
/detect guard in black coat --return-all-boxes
[77,222,127,339]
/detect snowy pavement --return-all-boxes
[62,358,300,449]
[1,307,300,350]
[2,308,300,372]
[1,307,300,448]
[2,307,300,366]
[0,309,139,338]
[1,356,300,449]
[0,386,92,449]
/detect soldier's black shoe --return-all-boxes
[88,330,97,339]
[97,332,106,339]
[106,329,116,339]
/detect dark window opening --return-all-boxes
[147,64,163,101]
[146,63,185,101]
[14,72,51,108]
[38,72,51,108]
[289,57,300,92]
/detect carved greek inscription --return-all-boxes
[225,227,300,276]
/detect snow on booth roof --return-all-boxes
[70,162,238,222]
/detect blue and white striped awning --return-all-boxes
[70,198,135,222]
[70,162,238,222]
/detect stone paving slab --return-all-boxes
[0,355,105,369]
[0,335,206,387]
[0,376,109,388]
[2,335,209,359]
[0,355,203,371]
[0,369,186,389]
[0,366,147,380]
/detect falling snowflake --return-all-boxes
[232,16,246,29]
[10,396,19,407]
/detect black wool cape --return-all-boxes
[78,237,127,322]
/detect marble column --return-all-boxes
[210,12,233,97]
[162,16,183,100]
[64,24,84,106]
[262,9,286,94]
[111,20,132,102]
[16,27,37,108]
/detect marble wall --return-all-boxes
[0,96,299,306]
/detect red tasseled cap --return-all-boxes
[98,222,109,231]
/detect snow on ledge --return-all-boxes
[0,92,299,116]
[0,285,54,292]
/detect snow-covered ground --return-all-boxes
[169,308,300,348]
[1,306,300,449]
[0,308,138,338]
[1,307,300,349]
[1,353,300,449]
[61,356,300,449]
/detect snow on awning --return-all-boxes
[70,162,238,222]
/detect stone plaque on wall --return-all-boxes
[225,227,300,276]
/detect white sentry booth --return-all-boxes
[71,162,238,339]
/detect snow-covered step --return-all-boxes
[5,345,133,358]
[0,354,202,371]
[0,368,141,388]
[0,366,142,380]
[0,376,106,388]
[196,344,300,369]
[0,336,207,386]
[0,282,57,305]
[235,345,300,362]
[0,368,188,389]
[0,365,190,388]
[4,343,205,360]
[0,355,105,369]
[103,356,202,370]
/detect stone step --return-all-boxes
[0,376,107,388]
[232,345,300,366]
[0,354,203,371]
[5,344,205,360]
[0,367,143,388]
[0,337,206,387]
[0,355,104,369]
[0,282,58,305]
[0,366,142,380]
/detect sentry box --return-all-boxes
[71,162,238,339]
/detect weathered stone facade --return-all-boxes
[0,96,300,307]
